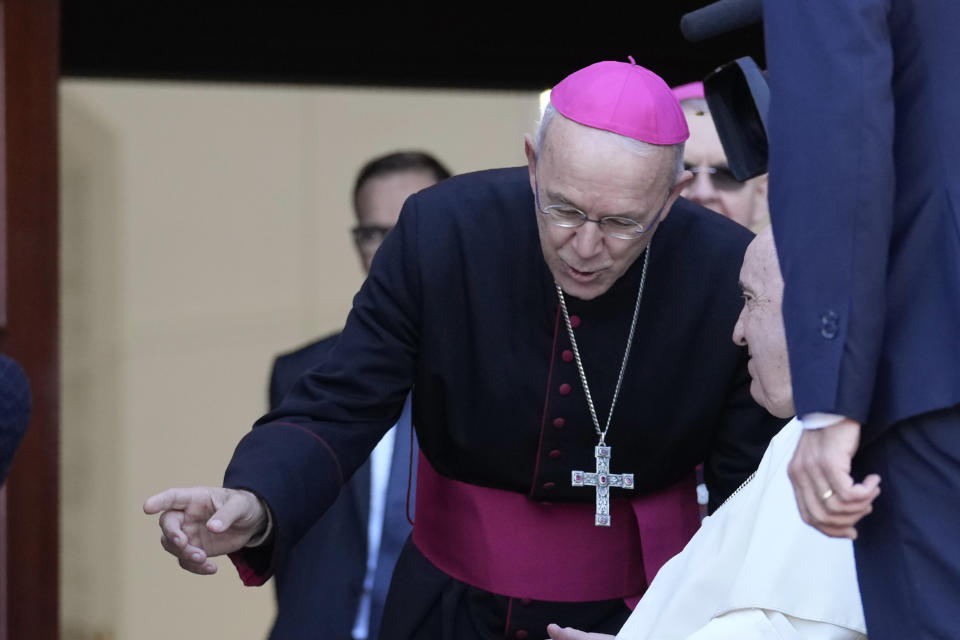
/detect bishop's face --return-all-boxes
[525,116,688,301]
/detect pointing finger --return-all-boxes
[144,488,204,514]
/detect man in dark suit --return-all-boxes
[763,2,960,638]
[266,151,450,640]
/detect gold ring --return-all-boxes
[820,488,834,501]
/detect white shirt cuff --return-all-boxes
[801,412,847,430]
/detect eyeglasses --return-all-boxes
[534,172,667,241]
[685,164,745,192]
[351,225,392,251]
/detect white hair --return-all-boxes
[534,101,685,181]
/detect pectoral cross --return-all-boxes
[571,445,634,526]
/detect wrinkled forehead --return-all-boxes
[741,231,782,295]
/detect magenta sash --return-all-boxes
[412,452,700,604]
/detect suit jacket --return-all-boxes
[224,167,785,603]
[267,335,414,640]
[765,0,960,441]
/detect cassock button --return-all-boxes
[558,383,572,396]
[516,631,529,640]
[569,315,582,328]
[552,417,565,429]
[542,481,555,489]
[549,449,562,459]
[561,349,574,362]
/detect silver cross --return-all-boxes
[571,445,635,526]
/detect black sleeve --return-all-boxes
[222,193,423,578]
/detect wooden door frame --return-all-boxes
[0,1,60,639]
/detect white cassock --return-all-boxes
[616,418,867,640]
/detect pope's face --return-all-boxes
[732,231,794,418]
[525,116,688,301]
[681,104,769,231]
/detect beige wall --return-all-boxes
[59,79,540,640]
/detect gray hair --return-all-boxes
[534,101,685,181]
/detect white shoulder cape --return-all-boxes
[616,418,867,639]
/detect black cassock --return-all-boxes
[226,167,784,639]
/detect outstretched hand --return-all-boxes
[545,623,615,640]
[143,486,268,575]
[787,418,881,538]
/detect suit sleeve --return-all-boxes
[223,194,423,580]
[764,0,894,425]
